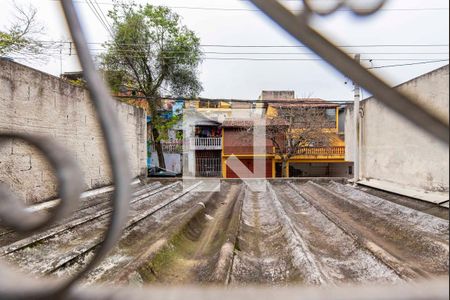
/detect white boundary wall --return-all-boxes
[345,65,449,194]
[0,60,147,204]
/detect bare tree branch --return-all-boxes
[240,103,338,177]
[0,4,50,60]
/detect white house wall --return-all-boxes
[345,65,449,193]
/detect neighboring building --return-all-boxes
[222,119,275,178]
[268,99,351,178]
[183,103,226,178]
[192,120,223,177]
[259,90,296,101]
[221,93,353,179]
[150,91,352,179]
[345,65,449,201]
[187,100,232,122]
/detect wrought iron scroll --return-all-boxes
[0,0,447,299]
[249,0,449,145]
[0,0,132,299]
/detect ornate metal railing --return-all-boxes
[298,146,345,158]
[196,157,222,177]
[191,137,222,150]
[0,0,448,299]
[0,1,132,299]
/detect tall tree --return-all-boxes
[102,2,203,169]
[0,4,46,58]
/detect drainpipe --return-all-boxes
[353,54,361,185]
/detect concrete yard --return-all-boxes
[1,179,448,287]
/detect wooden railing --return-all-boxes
[297,146,345,157]
[192,137,222,150]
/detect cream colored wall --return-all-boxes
[345,65,449,192]
[0,60,147,204]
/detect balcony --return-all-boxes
[191,137,222,150]
[296,146,345,159]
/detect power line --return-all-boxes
[15,46,449,62]
[369,59,450,69]
[94,0,113,30]
[35,45,450,56]
[25,49,450,61]
[43,46,450,56]
[105,51,450,55]
[110,6,450,12]
[199,44,450,48]
[11,40,448,62]
[85,0,111,34]
[23,40,450,49]
[46,0,450,12]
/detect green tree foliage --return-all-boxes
[0,4,46,58]
[102,2,203,168]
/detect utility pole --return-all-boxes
[353,54,361,185]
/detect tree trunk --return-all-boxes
[152,127,166,169]
[148,99,167,170]
[281,159,288,178]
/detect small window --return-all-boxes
[325,108,336,127]
[349,166,353,175]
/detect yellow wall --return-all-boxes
[266,105,278,117]
[266,105,340,134]
[192,100,231,109]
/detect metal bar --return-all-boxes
[193,138,222,150]
[0,0,131,298]
[59,0,132,289]
[354,54,361,183]
[196,157,222,177]
[1,0,448,298]
[249,0,449,145]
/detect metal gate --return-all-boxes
[196,157,222,177]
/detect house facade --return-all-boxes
[222,119,275,178]
[220,95,353,178]
[268,99,350,178]
[183,100,231,177]
[144,91,352,179]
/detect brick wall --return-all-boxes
[0,60,147,204]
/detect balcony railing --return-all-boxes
[297,146,345,158]
[191,137,222,150]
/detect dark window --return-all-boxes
[199,100,219,108]
[275,163,283,178]
[325,108,337,127]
